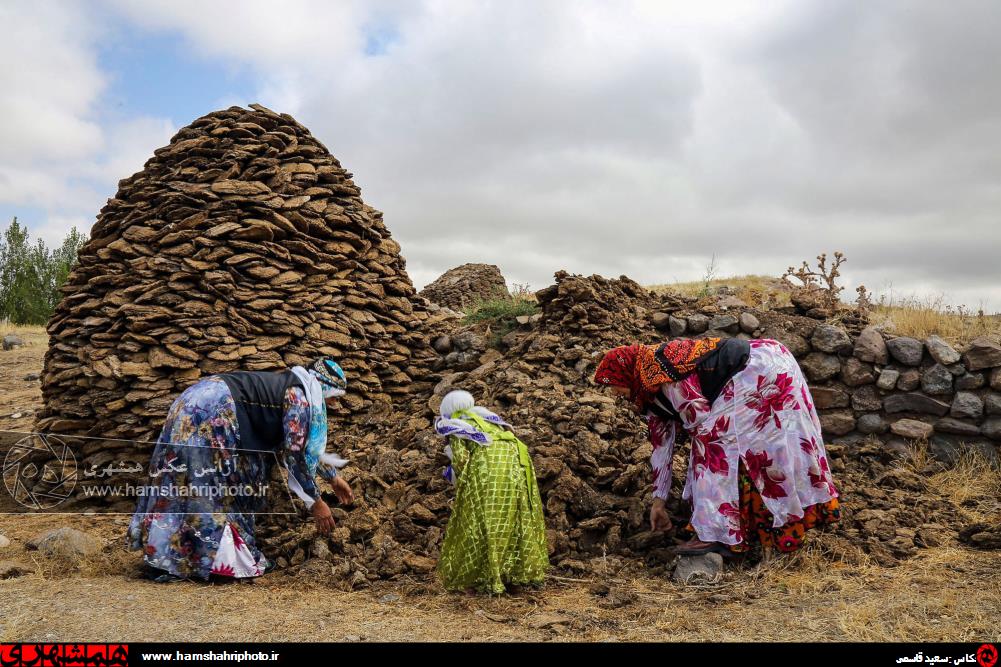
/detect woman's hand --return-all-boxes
[330,476,354,505]
[649,497,673,532]
[311,499,335,535]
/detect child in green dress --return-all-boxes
[434,390,549,594]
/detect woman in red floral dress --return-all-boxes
[595,337,840,557]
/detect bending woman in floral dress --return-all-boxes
[595,338,840,556]
[127,358,354,581]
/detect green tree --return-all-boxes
[0,218,88,325]
[0,217,31,322]
[50,226,87,311]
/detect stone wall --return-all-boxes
[665,311,1001,465]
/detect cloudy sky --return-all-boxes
[3,1,1000,310]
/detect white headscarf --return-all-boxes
[435,390,510,484]
[434,390,510,445]
[439,390,475,420]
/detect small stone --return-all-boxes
[774,332,811,357]
[956,373,985,390]
[801,353,842,382]
[851,386,882,411]
[2,334,25,351]
[991,368,1001,391]
[921,364,954,396]
[890,419,934,440]
[432,336,453,354]
[686,314,710,334]
[986,393,1001,415]
[344,635,361,642]
[886,337,924,366]
[673,553,724,584]
[877,369,901,391]
[820,411,856,436]
[934,418,981,437]
[854,327,888,364]
[982,418,1001,441]
[928,435,996,466]
[884,437,912,458]
[945,363,966,377]
[452,331,485,352]
[668,316,687,338]
[883,393,951,416]
[841,358,877,387]
[0,534,9,549]
[379,593,401,604]
[26,528,102,558]
[896,369,922,391]
[925,335,961,365]
[810,386,850,410]
[857,414,888,435]
[738,313,759,334]
[708,314,739,334]
[651,312,671,330]
[23,373,40,382]
[964,337,1001,371]
[950,392,984,420]
[812,324,852,354]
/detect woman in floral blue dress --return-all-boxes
[127,359,354,581]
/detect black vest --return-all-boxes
[217,370,304,452]
[647,338,751,422]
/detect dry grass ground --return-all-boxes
[2,322,1000,643]
[0,324,47,433]
[1,514,998,642]
[650,275,794,310]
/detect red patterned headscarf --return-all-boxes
[593,344,651,409]
[594,339,722,410]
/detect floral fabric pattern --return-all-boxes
[127,377,321,580]
[651,339,840,546]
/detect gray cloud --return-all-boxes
[7,1,1001,310]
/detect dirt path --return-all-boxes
[1,513,999,642]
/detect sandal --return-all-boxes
[672,540,741,559]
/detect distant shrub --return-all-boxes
[464,297,539,347]
[464,298,538,325]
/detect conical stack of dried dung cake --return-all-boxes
[37,104,439,466]
[419,263,510,311]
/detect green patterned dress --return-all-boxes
[437,409,549,594]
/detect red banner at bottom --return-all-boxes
[0,644,128,666]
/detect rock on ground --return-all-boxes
[26,527,103,559]
[673,553,724,584]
